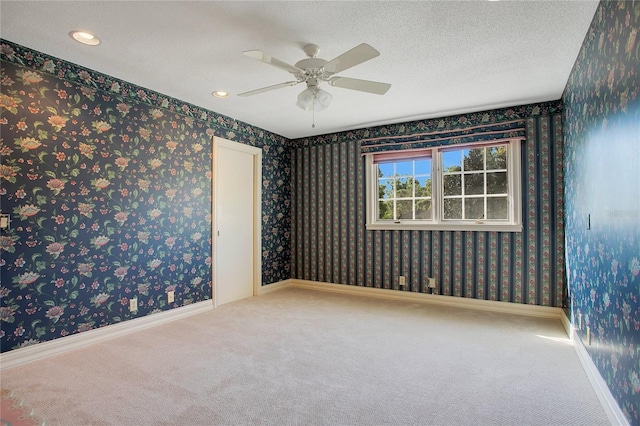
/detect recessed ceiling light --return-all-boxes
[212,91,230,99]
[70,30,100,46]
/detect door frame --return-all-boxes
[212,136,262,307]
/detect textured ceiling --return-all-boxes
[0,1,599,139]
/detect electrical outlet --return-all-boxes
[167,290,175,303]
[428,278,437,288]
[578,313,582,329]
[0,214,10,229]
[399,276,406,286]
[129,297,138,312]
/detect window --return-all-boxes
[366,140,522,231]
[441,145,509,221]
[378,157,432,221]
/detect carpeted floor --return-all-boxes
[1,287,610,425]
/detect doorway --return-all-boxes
[213,137,262,306]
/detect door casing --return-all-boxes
[212,136,262,307]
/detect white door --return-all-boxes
[214,138,262,305]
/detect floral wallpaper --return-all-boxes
[0,40,291,353]
[563,1,640,423]
[291,102,566,307]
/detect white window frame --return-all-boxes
[365,139,522,232]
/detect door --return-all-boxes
[214,137,262,305]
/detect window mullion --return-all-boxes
[483,151,488,221]
[484,169,488,221]
[393,163,397,220]
[412,162,416,220]
[483,148,487,221]
[434,149,441,224]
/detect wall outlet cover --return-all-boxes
[167,291,175,303]
[129,297,138,312]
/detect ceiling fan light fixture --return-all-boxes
[296,87,332,111]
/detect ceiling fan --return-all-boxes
[238,43,391,112]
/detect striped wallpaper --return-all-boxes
[291,110,565,307]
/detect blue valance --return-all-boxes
[360,120,526,154]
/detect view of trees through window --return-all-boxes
[375,144,509,222]
[442,145,508,220]
[377,159,432,220]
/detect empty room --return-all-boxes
[0,1,638,425]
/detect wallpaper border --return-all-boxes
[291,100,563,148]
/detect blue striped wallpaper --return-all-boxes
[292,106,565,307]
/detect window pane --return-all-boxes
[487,197,508,220]
[396,177,413,198]
[464,197,484,220]
[395,161,412,176]
[487,172,507,194]
[379,178,393,199]
[415,199,432,219]
[397,200,413,219]
[378,200,394,220]
[415,159,430,174]
[443,151,462,172]
[415,176,431,197]
[463,148,485,171]
[486,146,507,170]
[378,163,394,178]
[443,198,462,219]
[443,174,461,196]
[464,173,484,195]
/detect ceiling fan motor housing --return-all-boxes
[294,57,329,81]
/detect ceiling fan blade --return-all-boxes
[238,80,301,97]
[243,50,302,75]
[322,43,380,75]
[328,77,391,95]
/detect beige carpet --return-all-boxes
[1,287,609,425]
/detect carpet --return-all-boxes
[0,286,610,425]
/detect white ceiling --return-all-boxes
[0,1,599,140]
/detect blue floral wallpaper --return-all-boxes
[563,1,640,423]
[0,40,291,352]
[290,101,566,307]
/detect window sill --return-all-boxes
[366,222,523,232]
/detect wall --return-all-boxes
[563,1,640,423]
[291,101,565,307]
[0,40,291,353]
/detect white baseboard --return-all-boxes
[560,309,572,336]
[259,279,294,295]
[0,299,214,371]
[571,329,629,426]
[281,279,563,321]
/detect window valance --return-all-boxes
[360,120,526,154]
